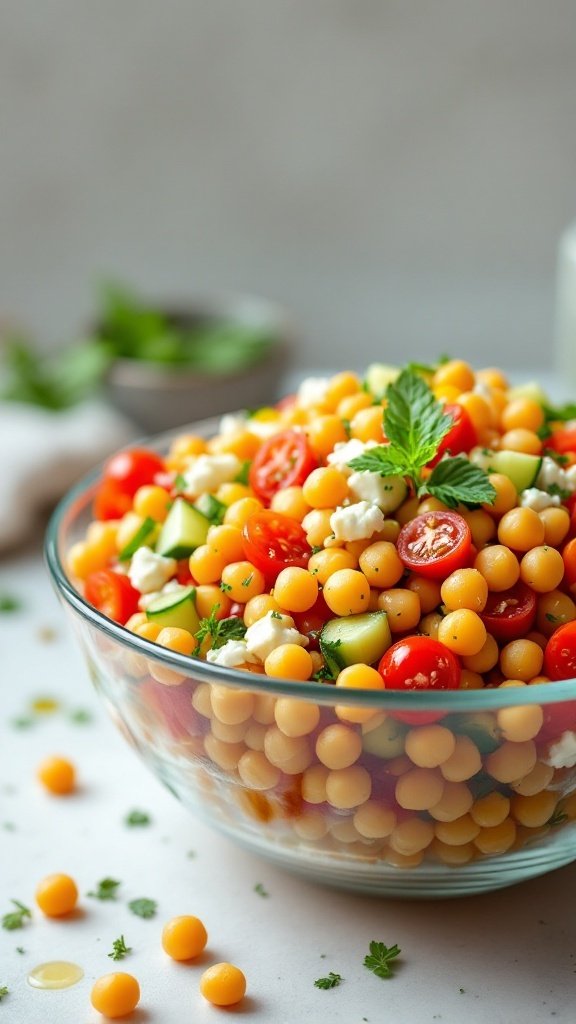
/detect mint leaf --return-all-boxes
[363,941,401,979]
[128,897,157,919]
[348,446,405,478]
[384,369,453,469]
[424,455,497,508]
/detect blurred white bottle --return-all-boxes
[555,222,576,391]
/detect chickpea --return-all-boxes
[323,569,371,616]
[462,633,499,673]
[271,485,311,521]
[499,640,544,682]
[497,508,546,552]
[306,415,348,459]
[433,359,475,392]
[499,428,542,455]
[520,546,565,593]
[350,405,386,443]
[359,542,404,589]
[441,568,488,613]
[308,547,357,584]
[301,508,336,548]
[437,609,487,656]
[265,644,314,681]
[200,963,246,1007]
[162,915,208,960]
[91,973,140,1019]
[484,473,518,517]
[474,544,520,591]
[501,398,545,433]
[377,589,421,632]
[37,756,76,796]
[538,506,570,547]
[35,873,78,917]
[302,466,349,509]
[316,723,363,769]
[536,590,576,636]
[462,509,496,548]
[220,561,266,602]
[274,567,319,613]
[406,575,442,614]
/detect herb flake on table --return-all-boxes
[314,972,343,990]
[124,809,151,827]
[108,935,132,961]
[0,986,8,1001]
[16,947,25,955]
[363,941,401,979]
[0,594,21,613]
[253,883,269,898]
[2,900,31,931]
[69,708,93,725]
[87,878,121,901]
[128,897,157,919]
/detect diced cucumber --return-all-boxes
[118,517,157,561]
[490,450,542,492]
[506,381,549,406]
[146,585,200,633]
[447,711,500,754]
[156,498,210,559]
[469,448,542,492]
[319,611,392,675]
[194,493,227,525]
[364,363,400,401]
[362,716,407,759]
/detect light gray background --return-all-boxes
[1,0,576,370]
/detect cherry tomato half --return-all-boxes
[429,404,477,466]
[249,430,318,504]
[378,636,461,724]
[546,424,576,456]
[397,511,472,580]
[85,569,140,624]
[242,510,312,580]
[480,581,537,642]
[544,621,576,681]
[562,538,576,591]
[94,448,166,520]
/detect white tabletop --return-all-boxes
[1,549,576,1024]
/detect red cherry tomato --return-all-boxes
[84,569,140,624]
[429,404,477,466]
[538,699,576,744]
[480,582,537,642]
[378,635,461,724]
[93,478,133,521]
[249,430,318,504]
[544,621,576,680]
[292,593,331,646]
[546,424,576,456]
[562,538,576,590]
[94,448,165,520]
[242,510,312,580]
[397,511,472,580]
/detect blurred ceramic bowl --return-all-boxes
[103,295,292,432]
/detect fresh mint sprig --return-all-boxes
[348,368,496,508]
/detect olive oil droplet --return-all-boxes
[27,961,84,989]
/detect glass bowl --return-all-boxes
[45,424,576,899]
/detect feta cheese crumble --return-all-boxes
[519,488,561,512]
[297,376,330,408]
[327,439,378,477]
[244,611,309,662]
[537,456,576,496]
[330,501,385,542]
[206,640,259,668]
[348,470,407,512]
[543,730,576,770]
[219,411,249,436]
[128,546,177,594]
[182,453,242,495]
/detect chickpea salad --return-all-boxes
[68,359,576,700]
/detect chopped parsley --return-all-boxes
[314,972,343,990]
[124,809,151,827]
[254,882,269,898]
[2,900,31,931]
[128,897,157,919]
[87,878,121,901]
[193,608,246,655]
[219,581,233,593]
[0,594,21,613]
[548,807,568,827]
[241,573,253,588]
[348,369,495,508]
[108,935,132,961]
[69,708,92,725]
[16,947,25,955]
[363,941,401,979]
[271,610,282,620]
[0,987,8,1001]
[545,613,560,624]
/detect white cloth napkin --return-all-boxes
[0,401,136,551]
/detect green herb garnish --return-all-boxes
[69,708,93,725]
[87,878,121,901]
[314,972,343,990]
[548,807,568,827]
[193,609,246,656]
[363,941,401,979]
[16,947,25,955]
[0,594,21,613]
[235,461,251,485]
[219,581,233,593]
[128,898,157,919]
[125,810,151,827]
[108,935,132,961]
[2,900,31,931]
[254,883,269,898]
[241,574,253,588]
[348,368,496,508]
[0,986,8,1001]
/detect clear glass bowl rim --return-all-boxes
[44,428,576,714]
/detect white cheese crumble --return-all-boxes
[348,470,407,512]
[297,376,330,408]
[244,611,309,662]
[519,488,562,512]
[138,579,184,611]
[543,730,576,769]
[330,501,386,542]
[219,411,248,436]
[182,453,242,495]
[327,439,378,477]
[537,456,576,496]
[206,640,259,668]
[128,546,177,594]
